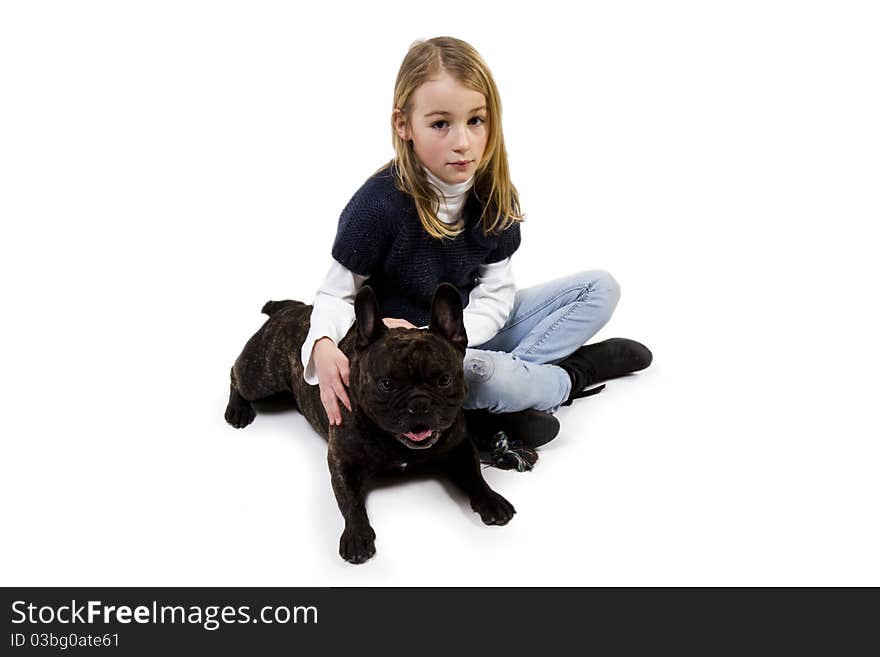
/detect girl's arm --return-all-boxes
[301,259,368,385]
[461,256,516,347]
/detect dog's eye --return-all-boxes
[378,378,394,392]
[438,374,452,387]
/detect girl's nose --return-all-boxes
[452,125,469,150]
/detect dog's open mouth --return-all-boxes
[395,425,441,449]
[404,427,433,442]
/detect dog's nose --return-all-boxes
[406,395,431,415]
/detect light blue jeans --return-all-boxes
[463,269,621,415]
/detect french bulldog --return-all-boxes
[225,283,515,563]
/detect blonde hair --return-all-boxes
[374,36,526,240]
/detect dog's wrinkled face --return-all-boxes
[352,283,468,450]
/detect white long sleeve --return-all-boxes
[461,256,516,347]
[301,260,368,385]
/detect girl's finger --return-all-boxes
[338,360,351,388]
[320,390,340,425]
[333,381,352,414]
[330,397,341,425]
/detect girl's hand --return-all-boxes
[312,337,352,427]
[382,317,418,329]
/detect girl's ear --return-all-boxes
[393,109,408,141]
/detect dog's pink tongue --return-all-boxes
[404,429,433,442]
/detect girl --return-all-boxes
[301,36,652,460]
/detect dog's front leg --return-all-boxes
[327,444,376,564]
[444,439,516,526]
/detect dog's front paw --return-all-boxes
[225,401,255,429]
[471,490,516,525]
[339,525,376,564]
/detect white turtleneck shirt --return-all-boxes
[300,165,517,386]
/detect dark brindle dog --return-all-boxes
[225,283,515,564]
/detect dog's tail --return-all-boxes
[261,300,303,316]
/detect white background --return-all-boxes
[2,0,878,586]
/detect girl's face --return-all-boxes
[395,72,488,186]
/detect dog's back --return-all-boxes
[261,299,302,317]
[228,298,354,440]
[231,300,312,402]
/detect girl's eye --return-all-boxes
[431,116,486,130]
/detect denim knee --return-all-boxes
[577,269,620,301]
[578,269,621,316]
[463,352,497,384]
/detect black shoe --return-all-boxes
[556,338,653,405]
[464,408,560,449]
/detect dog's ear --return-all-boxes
[429,283,468,353]
[355,285,386,349]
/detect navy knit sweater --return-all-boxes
[331,162,521,328]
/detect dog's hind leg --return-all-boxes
[225,368,256,428]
